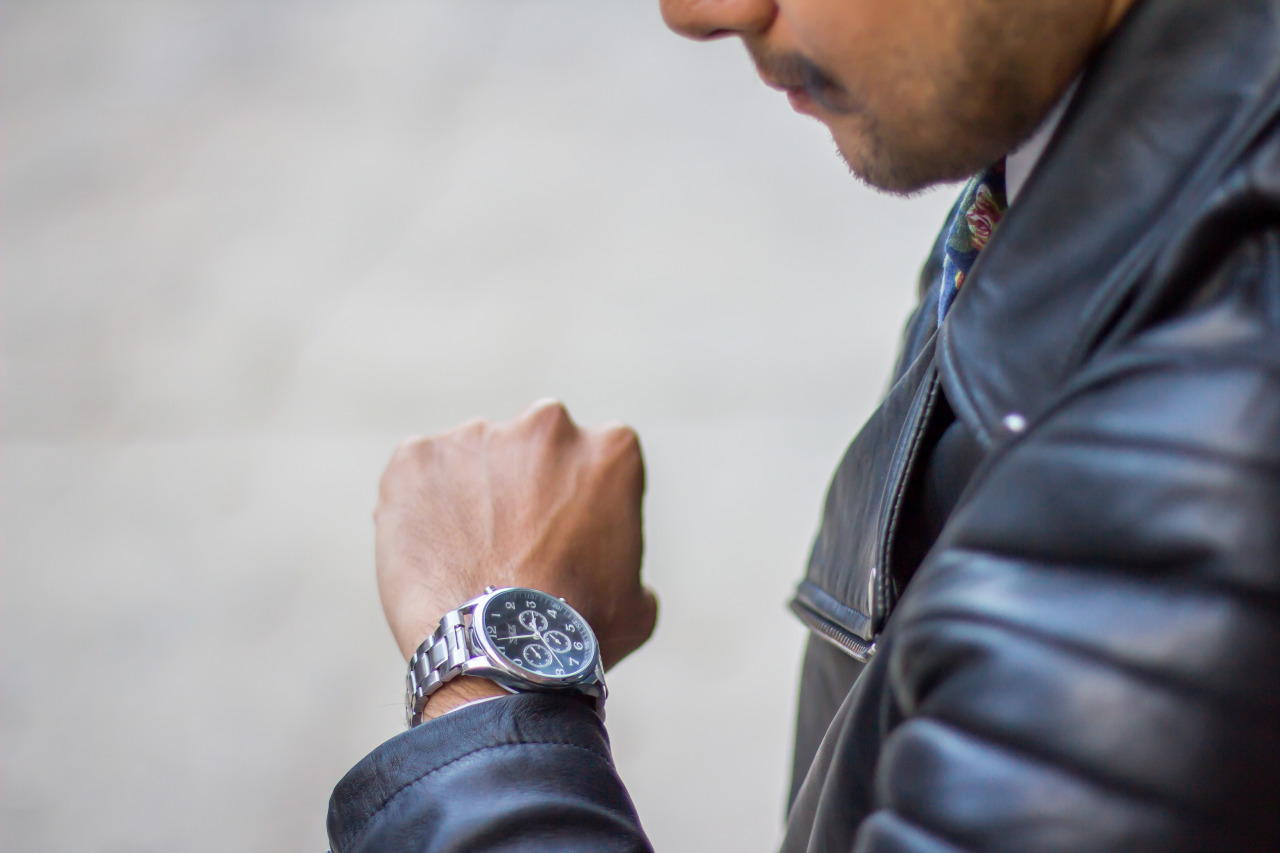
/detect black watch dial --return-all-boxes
[479,588,597,680]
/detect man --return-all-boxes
[328,0,1280,849]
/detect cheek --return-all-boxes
[783,0,948,112]
[783,0,893,77]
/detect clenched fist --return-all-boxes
[375,400,659,699]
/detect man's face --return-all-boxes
[661,0,1131,193]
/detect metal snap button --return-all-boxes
[1002,412,1028,433]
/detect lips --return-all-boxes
[756,70,819,115]
[787,88,819,116]
[753,53,860,117]
[759,76,819,117]
[757,68,807,95]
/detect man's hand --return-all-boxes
[375,399,659,705]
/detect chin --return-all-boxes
[836,140,962,196]
[834,143,922,196]
[830,121,994,196]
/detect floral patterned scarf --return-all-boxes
[938,160,1008,324]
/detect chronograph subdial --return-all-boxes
[518,609,549,634]
[543,630,572,654]
[522,644,553,668]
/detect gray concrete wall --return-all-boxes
[1,2,956,850]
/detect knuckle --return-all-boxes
[532,397,570,419]
[453,416,489,437]
[379,433,440,499]
[437,416,490,450]
[523,398,576,433]
[598,423,643,464]
[390,434,426,460]
[384,435,427,478]
[601,422,640,448]
[636,589,659,634]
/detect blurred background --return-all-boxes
[1,1,956,850]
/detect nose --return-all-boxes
[659,0,776,40]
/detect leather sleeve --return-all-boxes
[858,327,1280,850]
[327,693,652,853]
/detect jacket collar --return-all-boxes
[938,0,1280,448]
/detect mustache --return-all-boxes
[749,47,860,116]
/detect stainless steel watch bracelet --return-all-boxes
[405,609,471,728]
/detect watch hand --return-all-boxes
[529,628,566,666]
[495,633,538,641]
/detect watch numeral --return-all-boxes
[555,668,565,675]
[505,601,515,609]
[573,642,583,650]
[565,624,576,633]
[525,600,537,609]
[569,658,578,666]
[486,625,497,636]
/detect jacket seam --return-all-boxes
[934,546,1280,608]
[338,741,613,851]
[885,715,1221,832]
[1023,425,1280,476]
[1049,343,1280,415]
[896,602,1277,715]
[858,809,968,853]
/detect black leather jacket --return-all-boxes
[328,1,1280,849]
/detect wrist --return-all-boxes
[403,587,610,726]
[418,676,510,722]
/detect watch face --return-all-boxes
[478,589,597,681]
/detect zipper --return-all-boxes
[789,339,939,662]
[871,367,941,632]
[790,598,877,663]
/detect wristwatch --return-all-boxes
[405,585,607,727]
